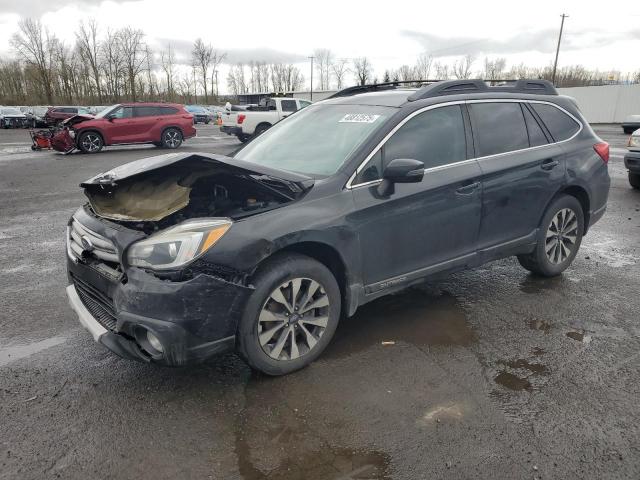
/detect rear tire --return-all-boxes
[161,128,183,149]
[517,195,584,277]
[629,172,640,189]
[254,123,270,137]
[77,131,103,153]
[236,253,341,376]
[237,133,250,143]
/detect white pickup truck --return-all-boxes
[233,97,311,142]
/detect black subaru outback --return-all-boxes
[66,79,610,375]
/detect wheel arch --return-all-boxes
[543,184,591,234]
[251,241,353,318]
[160,125,184,140]
[254,122,272,133]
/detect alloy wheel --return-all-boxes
[257,278,330,361]
[164,130,181,148]
[545,208,578,264]
[81,133,101,152]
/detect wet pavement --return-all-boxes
[1,125,639,479]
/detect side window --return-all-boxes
[352,105,467,185]
[383,105,467,170]
[522,104,549,147]
[531,103,580,142]
[469,103,529,157]
[299,101,311,109]
[111,106,133,119]
[281,100,298,112]
[134,106,158,117]
[267,99,277,110]
[161,107,178,115]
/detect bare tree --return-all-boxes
[227,63,248,95]
[331,58,349,89]
[433,61,450,80]
[396,64,416,81]
[483,57,506,81]
[415,52,433,80]
[10,18,55,103]
[314,48,332,90]
[160,43,175,99]
[119,26,146,101]
[353,57,372,86]
[101,28,124,101]
[452,54,475,79]
[75,19,103,103]
[192,38,212,103]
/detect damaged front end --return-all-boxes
[66,152,313,365]
[51,115,94,153]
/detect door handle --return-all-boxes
[541,159,559,170]
[456,181,480,195]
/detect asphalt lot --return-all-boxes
[1,124,639,480]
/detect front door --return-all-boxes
[349,104,483,292]
[107,106,135,143]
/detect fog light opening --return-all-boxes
[146,331,164,354]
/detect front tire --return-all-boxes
[77,131,103,153]
[629,172,640,189]
[162,128,183,149]
[237,253,341,376]
[518,195,584,277]
[254,123,270,137]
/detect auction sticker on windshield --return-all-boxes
[339,114,380,123]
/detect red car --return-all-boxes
[55,103,196,153]
[44,106,92,126]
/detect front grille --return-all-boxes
[68,217,119,265]
[72,274,117,331]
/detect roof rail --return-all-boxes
[327,80,445,99]
[407,79,557,101]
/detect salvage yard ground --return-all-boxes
[0,124,638,479]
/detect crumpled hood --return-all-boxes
[81,152,315,222]
[61,114,95,126]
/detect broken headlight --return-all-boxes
[126,219,232,270]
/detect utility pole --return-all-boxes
[308,56,315,101]
[552,14,568,86]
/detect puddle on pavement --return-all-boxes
[0,335,68,367]
[528,318,552,333]
[498,359,547,374]
[324,285,475,359]
[531,347,546,356]
[519,274,566,294]
[494,371,532,391]
[566,331,592,344]
[233,375,391,479]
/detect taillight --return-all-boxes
[593,142,609,164]
[237,114,246,125]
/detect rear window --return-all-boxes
[531,103,580,142]
[469,103,529,157]
[281,100,297,112]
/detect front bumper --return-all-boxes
[2,117,28,128]
[624,151,640,173]
[66,252,252,366]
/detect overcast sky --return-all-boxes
[0,0,638,93]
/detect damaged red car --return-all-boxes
[53,103,196,153]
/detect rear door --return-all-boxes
[351,104,483,291]
[131,106,158,141]
[469,101,565,254]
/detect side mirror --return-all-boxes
[377,158,424,196]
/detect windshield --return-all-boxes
[186,106,206,113]
[95,105,119,118]
[234,104,392,176]
[1,108,22,115]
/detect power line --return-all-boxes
[552,14,568,85]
